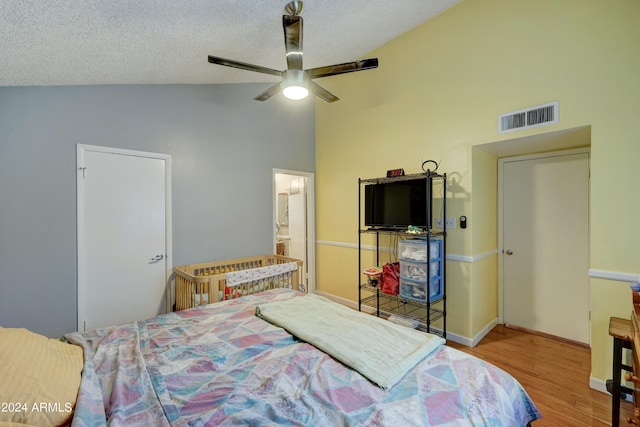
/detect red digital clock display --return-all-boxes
[386,168,405,177]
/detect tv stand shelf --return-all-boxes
[362,228,445,238]
[359,172,432,185]
[360,286,445,324]
[357,171,447,339]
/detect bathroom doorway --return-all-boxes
[273,169,315,293]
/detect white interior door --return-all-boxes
[288,190,306,268]
[274,170,315,293]
[500,150,589,344]
[77,145,171,331]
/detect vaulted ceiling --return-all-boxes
[0,0,460,86]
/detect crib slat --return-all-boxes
[174,255,302,310]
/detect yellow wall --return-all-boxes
[316,0,640,383]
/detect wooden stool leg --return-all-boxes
[613,336,623,427]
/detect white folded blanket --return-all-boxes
[255,293,444,389]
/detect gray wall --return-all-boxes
[0,83,315,337]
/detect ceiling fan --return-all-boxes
[207,1,378,103]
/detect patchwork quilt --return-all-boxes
[65,289,540,426]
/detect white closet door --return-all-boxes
[501,150,589,344]
[77,145,170,331]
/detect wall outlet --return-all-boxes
[435,217,443,228]
[445,217,456,229]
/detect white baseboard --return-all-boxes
[473,318,499,347]
[441,318,498,347]
[314,290,360,309]
[590,376,608,394]
[590,376,632,402]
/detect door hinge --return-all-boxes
[79,167,87,179]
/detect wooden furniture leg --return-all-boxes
[609,317,634,427]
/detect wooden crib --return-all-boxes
[174,254,303,311]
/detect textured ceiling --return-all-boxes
[0,0,460,86]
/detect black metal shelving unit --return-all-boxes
[357,171,447,338]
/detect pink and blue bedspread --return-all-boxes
[65,289,540,426]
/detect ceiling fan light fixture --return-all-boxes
[281,69,309,100]
[283,85,309,100]
[207,0,378,103]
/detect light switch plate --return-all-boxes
[445,217,456,229]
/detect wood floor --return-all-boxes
[447,325,632,426]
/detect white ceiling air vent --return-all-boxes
[498,101,559,134]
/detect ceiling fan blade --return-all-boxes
[306,58,378,79]
[307,80,339,103]
[208,55,282,77]
[283,15,303,70]
[254,82,282,102]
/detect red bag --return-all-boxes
[381,262,400,295]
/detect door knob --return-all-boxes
[505,249,514,255]
[149,254,164,263]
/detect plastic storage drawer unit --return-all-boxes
[400,259,440,282]
[399,239,441,262]
[399,239,427,261]
[400,276,442,303]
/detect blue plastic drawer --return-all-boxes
[399,239,441,262]
[399,276,442,303]
[399,239,427,262]
[400,259,440,281]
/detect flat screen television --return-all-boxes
[364,178,431,229]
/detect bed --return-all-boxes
[1,280,540,426]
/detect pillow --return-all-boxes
[0,327,83,427]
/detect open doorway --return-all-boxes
[273,169,315,293]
